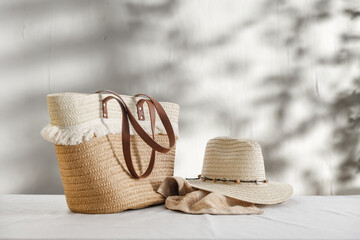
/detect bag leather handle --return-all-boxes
[103,96,156,178]
[96,90,176,152]
[96,90,176,178]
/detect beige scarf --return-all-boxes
[157,177,263,215]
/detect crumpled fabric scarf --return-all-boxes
[157,176,263,215]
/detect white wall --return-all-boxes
[0,0,359,195]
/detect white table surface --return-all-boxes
[0,194,359,240]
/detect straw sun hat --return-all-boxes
[187,137,293,204]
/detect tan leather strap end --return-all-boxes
[137,99,147,121]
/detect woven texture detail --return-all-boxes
[188,137,293,204]
[55,134,175,214]
[202,137,266,180]
[188,180,293,205]
[42,93,179,145]
[47,93,179,126]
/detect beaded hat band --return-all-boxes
[187,137,293,205]
[187,175,268,184]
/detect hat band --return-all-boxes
[187,175,268,184]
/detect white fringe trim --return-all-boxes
[41,119,179,146]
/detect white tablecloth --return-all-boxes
[0,194,359,239]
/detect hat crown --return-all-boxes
[201,137,266,181]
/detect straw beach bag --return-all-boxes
[41,90,179,214]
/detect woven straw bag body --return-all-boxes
[42,91,179,214]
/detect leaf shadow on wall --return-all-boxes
[0,0,359,195]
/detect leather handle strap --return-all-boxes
[134,94,176,151]
[96,90,176,152]
[102,96,157,178]
[96,90,176,178]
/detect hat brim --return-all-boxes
[187,180,293,205]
